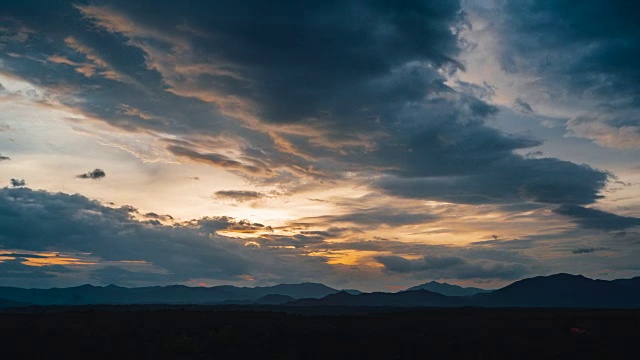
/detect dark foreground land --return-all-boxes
[1,306,639,359]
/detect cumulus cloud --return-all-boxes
[0,187,329,285]
[76,168,106,179]
[10,178,25,187]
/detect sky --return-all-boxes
[1,0,640,291]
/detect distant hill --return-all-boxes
[2,274,640,308]
[0,298,29,308]
[0,282,345,306]
[254,294,295,305]
[473,273,640,308]
[405,281,490,296]
[613,276,640,292]
[292,289,468,307]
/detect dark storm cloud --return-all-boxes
[75,0,464,126]
[553,204,640,231]
[215,190,265,202]
[0,0,613,207]
[375,254,531,280]
[0,187,331,284]
[76,168,106,179]
[494,0,640,147]
[376,157,608,205]
[498,0,640,96]
[10,179,26,187]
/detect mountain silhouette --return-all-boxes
[254,294,296,305]
[0,298,28,308]
[292,289,468,307]
[473,273,639,308]
[2,274,640,308]
[405,281,490,296]
[613,276,640,292]
[0,282,345,306]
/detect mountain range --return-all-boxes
[2,274,640,308]
[405,281,490,296]
[0,282,357,307]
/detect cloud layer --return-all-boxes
[0,187,333,286]
[1,0,639,287]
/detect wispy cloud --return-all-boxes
[215,190,265,202]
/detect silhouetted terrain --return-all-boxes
[405,281,490,296]
[2,274,640,308]
[292,289,469,307]
[1,306,638,359]
[0,282,349,306]
[0,298,27,308]
[473,274,640,308]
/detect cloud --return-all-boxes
[572,247,610,255]
[72,1,465,125]
[220,219,273,234]
[376,255,466,272]
[0,154,10,161]
[489,0,640,148]
[375,157,608,205]
[470,238,536,250]
[0,0,617,216]
[143,212,174,223]
[254,233,326,249]
[553,204,640,231]
[215,190,265,202]
[0,252,48,259]
[302,208,439,228]
[513,98,533,113]
[168,145,273,177]
[76,168,106,179]
[10,178,26,187]
[375,254,531,280]
[0,258,72,279]
[0,187,331,285]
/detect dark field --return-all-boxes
[1,307,639,359]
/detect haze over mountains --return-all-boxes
[2,274,640,308]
